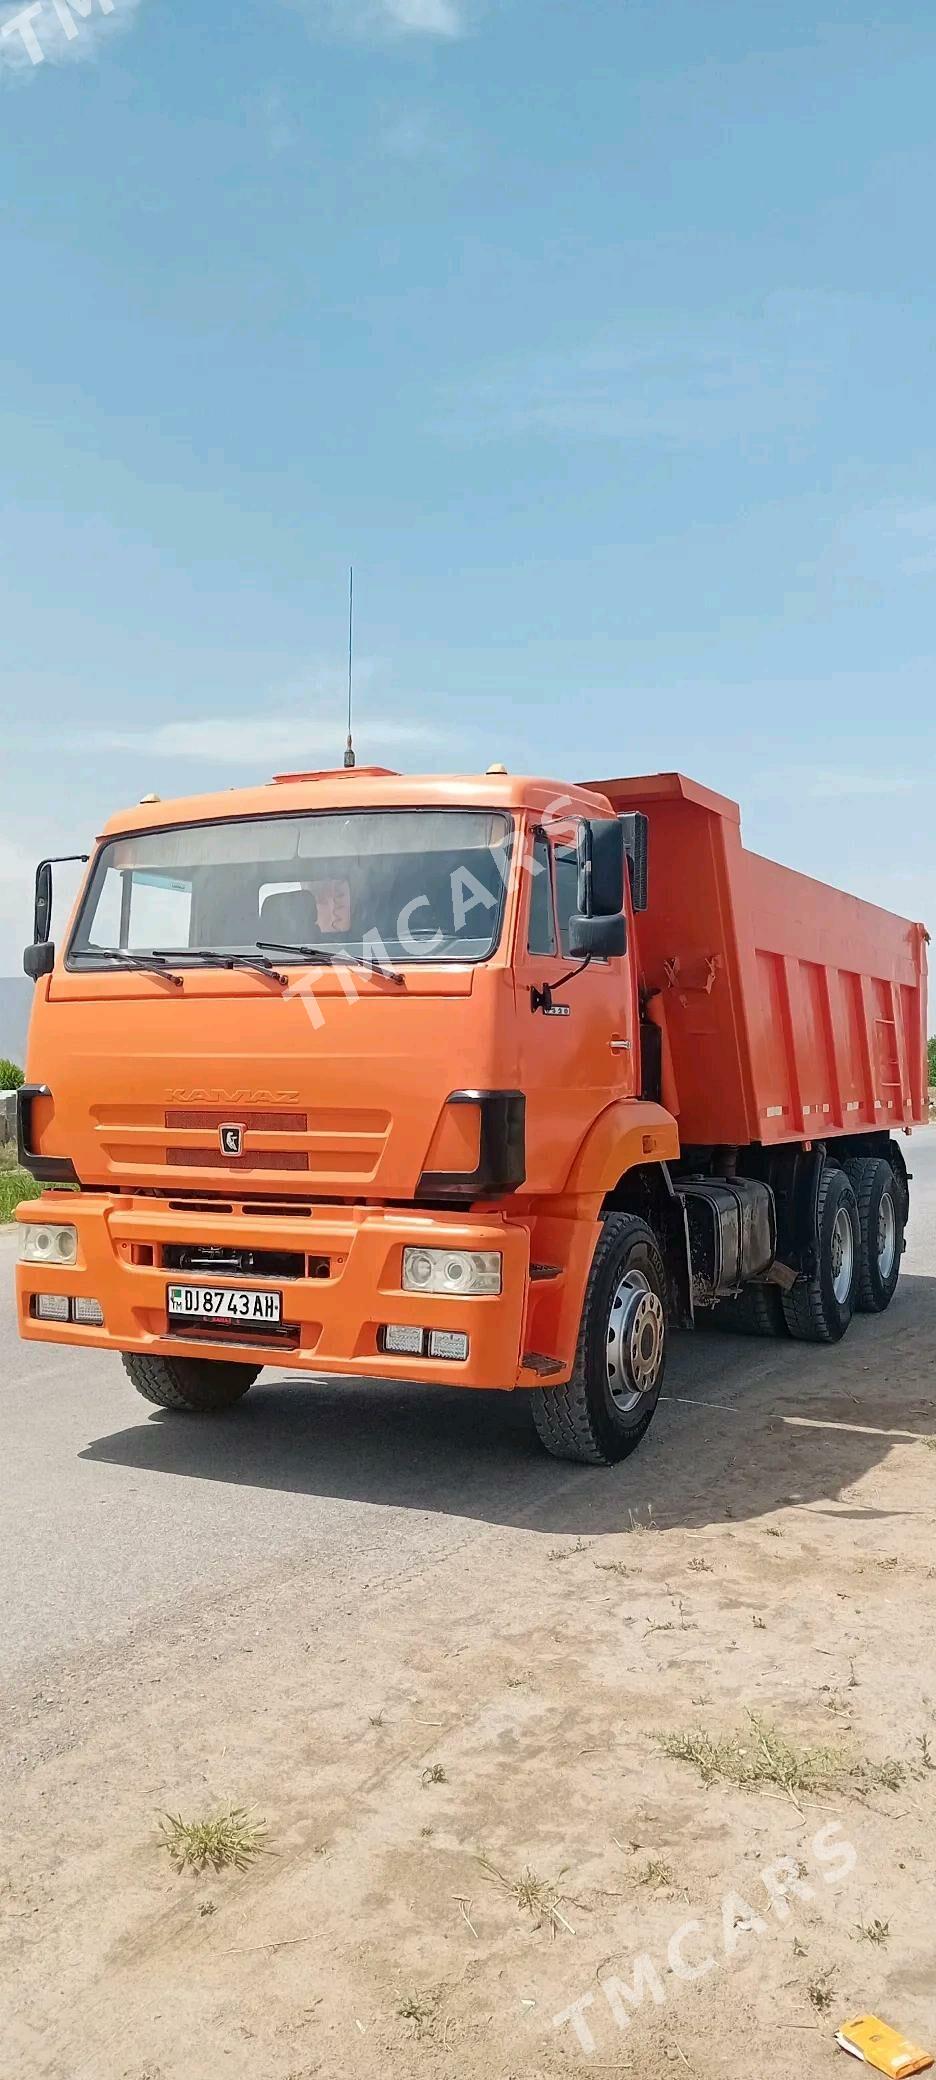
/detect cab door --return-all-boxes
[514,824,638,1197]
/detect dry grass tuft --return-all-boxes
[547,1538,589,1562]
[637,1856,673,1888]
[478,1854,576,1937]
[396,1991,438,2039]
[658,1715,905,1804]
[158,1807,267,1873]
[806,1968,836,2013]
[658,1720,843,1797]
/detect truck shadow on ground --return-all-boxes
[81,1273,936,1540]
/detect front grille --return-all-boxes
[93,1101,389,1185]
[164,1106,310,1174]
[165,1108,307,1133]
[166,1146,309,1172]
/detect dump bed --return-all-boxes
[589,772,929,1149]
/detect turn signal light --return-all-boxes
[72,1297,105,1327]
[427,1330,469,1361]
[380,1325,470,1362]
[381,1324,425,1356]
[34,1294,69,1323]
[32,1295,104,1326]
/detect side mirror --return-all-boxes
[568,911,628,960]
[571,818,627,957]
[34,860,53,944]
[23,850,89,982]
[576,818,626,918]
[25,860,55,982]
[24,941,55,980]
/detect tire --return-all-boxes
[843,1156,904,1313]
[781,1165,859,1344]
[710,1283,789,1337]
[121,1351,260,1412]
[531,1214,667,1466]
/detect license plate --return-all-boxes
[167,1284,283,1325]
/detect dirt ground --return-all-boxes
[2,1274,936,2078]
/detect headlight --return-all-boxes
[402,1247,502,1296]
[19,1223,78,1266]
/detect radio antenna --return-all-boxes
[344,565,356,769]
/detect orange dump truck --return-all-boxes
[14,767,928,1465]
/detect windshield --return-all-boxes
[69,809,514,969]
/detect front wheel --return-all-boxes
[781,1165,859,1344]
[121,1351,260,1412]
[843,1156,904,1313]
[531,1213,667,1465]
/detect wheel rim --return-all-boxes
[606,1269,665,1414]
[830,1205,855,1305]
[877,1190,897,1280]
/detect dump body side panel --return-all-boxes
[737,849,927,1143]
[587,773,928,1148]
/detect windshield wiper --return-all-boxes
[152,948,287,986]
[257,940,404,985]
[76,949,183,988]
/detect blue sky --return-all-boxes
[0,0,934,978]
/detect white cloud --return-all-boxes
[460,345,806,444]
[820,500,936,595]
[804,770,918,801]
[0,0,143,72]
[382,0,462,33]
[875,503,936,577]
[740,764,922,805]
[450,302,835,448]
[379,108,434,158]
[87,713,447,764]
[285,0,465,44]
[257,84,299,157]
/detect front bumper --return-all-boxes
[15,1193,531,1389]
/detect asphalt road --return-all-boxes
[3,1129,935,1688]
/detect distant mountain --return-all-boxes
[0,977,32,1071]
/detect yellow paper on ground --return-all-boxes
[836,2015,934,2077]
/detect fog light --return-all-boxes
[72,1297,104,1327]
[20,1223,77,1266]
[35,1294,70,1323]
[427,1330,469,1361]
[402,1248,501,1297]
[381,1324,426,1356]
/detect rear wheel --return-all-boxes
[531,1213,667,1465]
[843,1156,904,1313]
[710,1283,788,1337]
[781,1165,859,1344]
[122,1352,260,1412]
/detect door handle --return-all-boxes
[610,1036,631,1054]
